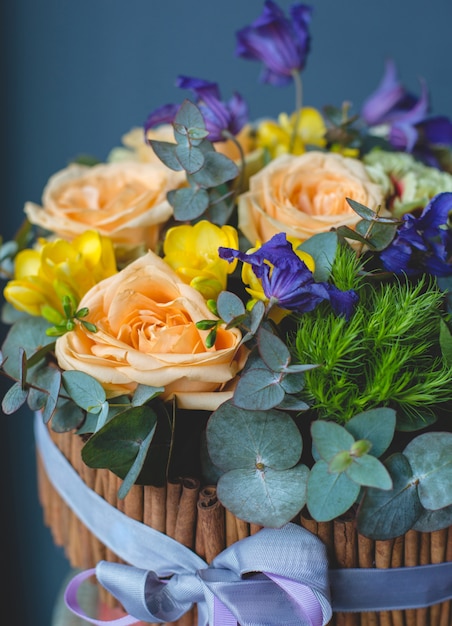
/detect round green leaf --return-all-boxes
[62,370,106,413]
[232,367,285,410]
[413,504,452,533]
[1,317,52,378]
[175,144,204,174]
[190,151,238,186]
[217,464,309,528]
[311,420,354,461]
[346,454,392,489]
[404,432,452,510]
[206,402,302,472]
[1,382,28,414]
[307,459,360,522]
[258,326,290,371]
[345,407,396,458]
[169,187,209,221]
[357,453,422,539]
[298,232,337,282]
[217,290,245,323]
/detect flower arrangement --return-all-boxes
[2,0,452,548]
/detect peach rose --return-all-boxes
[238,151,386,245]
[24,161,184,250]
[55,250,246,411]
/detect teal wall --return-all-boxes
[2,1,452,624]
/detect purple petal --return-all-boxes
[361,59,405,125]
[144,103,180,133]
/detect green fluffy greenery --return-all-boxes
[294,244,452,427]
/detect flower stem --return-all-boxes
[289,70,303,153]
[222,129,246,196]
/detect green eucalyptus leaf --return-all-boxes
[275,395,310,412]
[1,317,52,378]
[311,420,355,462]
[217,290,245,323]
[346,454,393,489]
[280,371,306,394]
[168,187,209,221]
[2,382,28,414]
[307,459,360,521]
[40,367,62,424]
[258,327,290,371]
[52,400,85,432]
[232,367,284,410]
[355,220,399,251]
[217,464,309,528]
[118,424,156,498]
[81,405,157,477]
[345,198,377,221]
[298,232,337,282]
[357,453,422,539]
[92,402,111,431]
[328,451,352,473]
[206,402,302,472]
[174,99,206,133]
[395,405,438,432]
[190,152,239,186]
[132,384,164,407]
[412,504,452,533]
[175,144,204,174]
[336,225,373,247]
[345,407,396,458]
[62,370,106,414]
[187,127,209,142]
[149,140,183,171]
[404,432,452,510]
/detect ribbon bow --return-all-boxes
[65,523,332,626]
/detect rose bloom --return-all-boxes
[24,161,184,251]
[237,151,386,245]
[55,250,247,411]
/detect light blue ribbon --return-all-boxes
[34,413,452,625]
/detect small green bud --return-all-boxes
[350,439,372,457]
[329,451,353,473]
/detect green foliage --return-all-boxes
[207,401,308,527]
[150,100,239,224]
[294,273,452,428]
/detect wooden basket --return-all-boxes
[37,428,452,626]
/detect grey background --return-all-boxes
[2,1,451,624]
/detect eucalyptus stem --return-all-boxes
[289,69,303,153]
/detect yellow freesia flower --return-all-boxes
[4,230,117,321]
[255,107,326,159]
[241,236,315,322]
[163,221,239,300]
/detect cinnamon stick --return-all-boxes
[174,477,200,549]
[390,535,405,626]
[166,478,182,538]
[333,519,359,626]
[235,516,250,541]
[357,534,377,626]
[429,528,448,626]
[197,495,225,563]
[143,484,166,532]
[375,539,394,626]
[225,509,238,547]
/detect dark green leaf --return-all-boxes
[190,152,239,187]
[1,317,52,378]
[413,504,452,533]
[298,232,337,282]
[357,453,422,539]
[149,140,184,171]
[355,220,399,251]
[346,198,377,221]
[62,370,106,413]
[2,382,28,414]
[169,187,209,221]
[175,144,204,174]
[257,326,290,372]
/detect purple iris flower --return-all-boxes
[379,192,452,276]
[219,232,358,318]
[144,77,248,143]
[361,59,452,161]
[235,1,312,86]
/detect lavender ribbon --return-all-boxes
[64,525,331,625]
